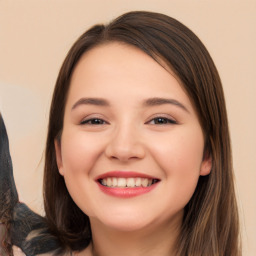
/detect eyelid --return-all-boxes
[80,118,107,125]
[145,114,177,125]
[80,114,109,125]
[79,114,177,125]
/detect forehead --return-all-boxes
[67,42,193,111]
[72,42,168,81]
[76,42,178,77]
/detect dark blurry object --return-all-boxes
[0,114,63,256]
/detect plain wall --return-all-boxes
[0,1,255,255]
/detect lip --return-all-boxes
[95,171,159,180]
[95,171,160,198]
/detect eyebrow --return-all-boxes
[71,97,189,113]
[142,97,189,113]
[72,98,110,110]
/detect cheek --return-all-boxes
[149,127,204,201]
[152,126,204,174]
[59,130,105,216]
[61,130,102,174]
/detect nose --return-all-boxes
[104,124,146,162]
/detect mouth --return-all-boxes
[95,171,160,198]
[98,177,159,188]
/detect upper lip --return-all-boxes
[95,171,160,181]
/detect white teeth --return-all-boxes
[117,178,126,187]
[107,177,112,187]
[112,177,118,186]
[141,178,149,187]
[135,178,141,187]
[100,177,156,188]
[127,178,135,187]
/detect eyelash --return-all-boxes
[147,117,177,125]
[80,116,177,125]
[80,118,108,125]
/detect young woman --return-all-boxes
[2,10,241,256]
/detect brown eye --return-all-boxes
[148,117,177,125]
[81,118,106,125]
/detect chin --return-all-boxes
[104,219,151,232]
[91,210,155,232]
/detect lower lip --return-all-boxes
[97,182,159,198]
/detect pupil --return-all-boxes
[156,118,166,124]
[93,119,102,124]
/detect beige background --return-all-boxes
[0,1,255,255]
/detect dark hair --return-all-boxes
[43,11,241,255]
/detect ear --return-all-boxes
[200,152,212,176]
[54,139,64,176]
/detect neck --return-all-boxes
[88,213,182,256]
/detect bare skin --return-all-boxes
[55,43,212,256]
[14,43,211,256]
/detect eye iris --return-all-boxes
[155,118,167,124]
[91,118,103,124]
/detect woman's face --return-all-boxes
[55,42,211,232]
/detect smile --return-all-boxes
[99,177,159,188]
[96,171,160,198]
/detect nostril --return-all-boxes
[104,134,146,161]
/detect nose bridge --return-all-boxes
[105,120,145,161]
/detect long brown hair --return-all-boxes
[44,11,241,255]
